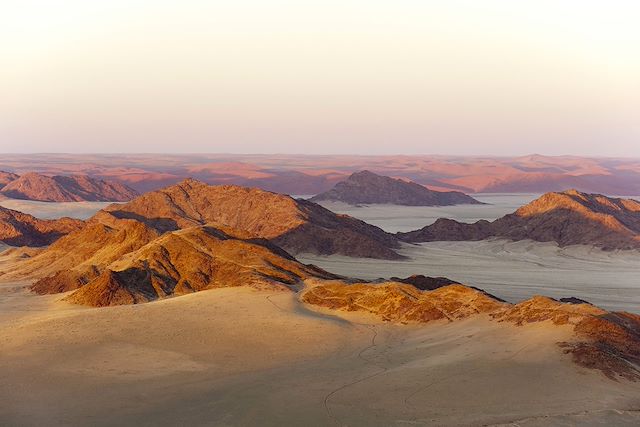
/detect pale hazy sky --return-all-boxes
[1,1,639,156]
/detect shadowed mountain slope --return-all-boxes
[310,170,481,206]
[21,213,161,293]
[0,171,19,189]
[0,206,84,246]
[0,172,138,202]
[399,190,640,250]
[103,178,402,259]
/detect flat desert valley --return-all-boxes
[1,193,639,426]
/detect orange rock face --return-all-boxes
[301,282,505,323]
[29,217,162,293]
[63,226,338,307]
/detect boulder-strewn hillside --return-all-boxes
[310,170,481,206]
[301,280,640,381]
[0,206,84,247]
[103,178,402,259]
[0,172,138,202]
[64,226,337,307]
[399,190,640,250]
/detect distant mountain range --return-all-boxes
[310,170,481,206]
[2,184,639,257]
[399,190,640,250]
[0,171,138,202]
[1,153,639,195]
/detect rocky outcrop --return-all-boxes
[104,178,402,259]
[310,170,481,206]
[52,226,338,307]
[29,216,161,294]
[301,281,505,323]
[302,281,640,381]
[0,206,84,247]
[399,190,640,250]
[0,172,138,202]
[491,296,640,381]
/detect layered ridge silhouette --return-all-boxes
[310,170,481,206]
[399,190,640,250]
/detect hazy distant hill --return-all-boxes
[0,172,138,202]
[310,170,481,206]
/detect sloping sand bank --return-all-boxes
[0,284,638,426]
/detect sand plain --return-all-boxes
[0,283,639,426]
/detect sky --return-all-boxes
[1,0,639,156]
